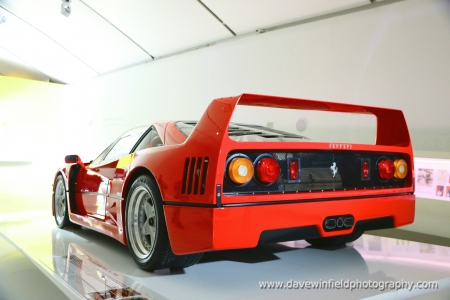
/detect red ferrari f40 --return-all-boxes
[53,94,415,271]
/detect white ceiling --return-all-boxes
[0,0,376,84]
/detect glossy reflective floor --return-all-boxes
[1,213,450,300]
[0,233,70,300]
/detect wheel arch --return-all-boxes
[123,167,159,203]
[122,165,203,270]
[121,167,162,241]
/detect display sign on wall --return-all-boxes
[414,158,450,201]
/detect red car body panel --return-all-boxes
[53,94,415,254]
[164,194,415,254]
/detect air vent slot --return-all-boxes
[181,158,190,194]
[193,157,202,195]
[187,157,196,194]
[201,158,209,195]
[182,157,209,195]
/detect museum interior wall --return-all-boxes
[0,77,67,214]
[1,0,449,237]
[66,0,450,156]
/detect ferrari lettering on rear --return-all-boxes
[329,143,352,149]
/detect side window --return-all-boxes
[101,126,149,163]
[92,145,113,165]
[134,128,163,152]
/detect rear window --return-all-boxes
[176,121,196,137]
[175,121,307,142]
[227,123,307,142]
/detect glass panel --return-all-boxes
[92,145,113,165]
[101,126,148,163]
[134,128,163,152]
[175,121,196,137]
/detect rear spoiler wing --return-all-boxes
[190,93,411,148]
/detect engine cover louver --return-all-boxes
[182,157,209,195]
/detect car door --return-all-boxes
[79,126,150,220]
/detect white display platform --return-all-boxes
[1,214,450,300]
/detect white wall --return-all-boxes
[68,0,450,159]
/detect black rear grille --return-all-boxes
[182,157,209,195]
[223,151,407,195]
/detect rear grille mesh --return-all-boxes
[182,157,209,195]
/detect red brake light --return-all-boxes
[378,159,395,180]
[256,157,280,184]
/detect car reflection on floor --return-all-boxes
[44,229,166,300]
[43,225,450,300]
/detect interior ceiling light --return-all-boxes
[61,0,71,17]
[0,14,6,24]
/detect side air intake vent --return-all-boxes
[182,157,209,195]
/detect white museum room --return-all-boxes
[1,0,450,299]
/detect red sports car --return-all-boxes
[52,94,415,271]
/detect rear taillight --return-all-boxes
[394,159,408,179]
[361,160,370,179]
[256,157,280,184]
[378,159,395,180]
[289,159,299,181]
[228,157,254,184]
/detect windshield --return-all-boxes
[91,125,149,164]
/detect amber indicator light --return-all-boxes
[228,157,254,184]
[394,159,408,179]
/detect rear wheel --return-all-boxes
[306,231,363,247]
[125,175,203,271]
[53,175,70,228]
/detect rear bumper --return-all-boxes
[163,194,415,255]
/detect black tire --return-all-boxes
[125,175,203,271]
[306,231,364,247]
[53,175,71,229]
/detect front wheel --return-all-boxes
[53,175,71,228]
[125,175,203,271]
[306,231,363,247]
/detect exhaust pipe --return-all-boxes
[323,215,354,232]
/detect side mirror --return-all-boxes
[65,155,80,164]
